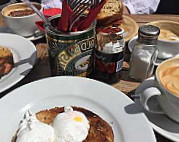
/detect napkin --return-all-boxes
[35,21,45,32]
[77,0,106,31]
[35,8,62,32]
[57,0,73,32]
[43,8,62,18]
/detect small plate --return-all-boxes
[120,15,139,42]
[0,76,156,142]
[97,15,138,42]
[135,77,179,142]
[0,33,36,93]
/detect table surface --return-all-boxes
[1,14,179,142]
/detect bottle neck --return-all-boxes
[137,38,158,45]
[138,33,158,45]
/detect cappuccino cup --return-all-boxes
[140,57,179,122]
[1,2,42,37]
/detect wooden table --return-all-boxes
[1,14,179,142]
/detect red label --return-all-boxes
[101,27,122,34]
[95,60,115,74]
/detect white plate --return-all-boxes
[135,77,179,142]
[0,76,156,142]
[0,33,36,93]
[0,25,44,41]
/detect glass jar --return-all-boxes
[92,26,125,84]
[129,25,160,81]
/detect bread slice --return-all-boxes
[13,107,114,142]
[97,0,123,26]
[0,46,13,78]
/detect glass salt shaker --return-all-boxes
[129,25,160,81]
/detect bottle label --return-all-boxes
[94,49,124,83]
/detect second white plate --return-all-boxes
[0,33,36,93]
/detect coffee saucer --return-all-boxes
[134,77,179,142]
[25,31,44,41]
[0,25,44,41]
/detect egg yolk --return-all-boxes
[73,116,83,122]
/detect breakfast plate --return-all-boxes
[135,77,179,142]
[0,33,36,93]
[0,76,156,142]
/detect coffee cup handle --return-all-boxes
[139,87,164,114]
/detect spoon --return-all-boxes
[22,0,51,26]
[34,30,44,37]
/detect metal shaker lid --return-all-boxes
[139,25,160,36]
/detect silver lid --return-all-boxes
[138,25,160,43]
[139,25,160,37]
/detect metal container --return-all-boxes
[44,15,97,77]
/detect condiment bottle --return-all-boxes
[129,25,160,81]
[93,26,125,84]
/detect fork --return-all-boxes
[67,0,89,9]
[91,0,100,9]
[68,0,91,31]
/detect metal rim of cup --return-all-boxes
[44,14,96,37]
[155,56,179,98]
[1,2,42,19]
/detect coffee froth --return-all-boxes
[158,57,179,96]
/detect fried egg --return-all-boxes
[52,106,90,142]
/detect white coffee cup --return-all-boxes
[140,57,179,122]
[1,2,42,37]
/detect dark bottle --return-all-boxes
[92,26,125,84]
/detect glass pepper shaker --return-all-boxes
[129,25,160,81]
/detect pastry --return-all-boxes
[0,46,13,78]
